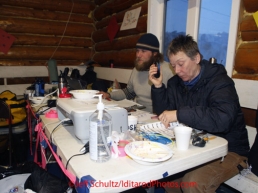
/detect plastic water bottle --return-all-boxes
[39,78,45,96]
[89,95,112,163]
[35,78,40,97]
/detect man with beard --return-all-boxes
[98,33,173,113]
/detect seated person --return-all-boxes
[99,33,174,113]
[81,61,108,92]
[149,34,250,192]
[81,63,97,86]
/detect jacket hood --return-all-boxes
[200,59,227,82]
[177,60,227,89]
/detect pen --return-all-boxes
[203,136,216,141]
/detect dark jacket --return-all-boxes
[152,60,250,156]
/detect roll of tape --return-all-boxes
[45,110,58,118]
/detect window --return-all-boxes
[198,0,232,65]
[163,0,187,61]
[148,0,240,76]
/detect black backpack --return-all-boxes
[81,66,97,85]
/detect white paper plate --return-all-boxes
[29,96,48,104]
[69,90,98,99]
[124,141,173,165]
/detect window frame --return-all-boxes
[147,0,241,77]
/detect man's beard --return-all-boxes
[135,55,155,71]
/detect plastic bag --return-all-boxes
[24,163,70,193]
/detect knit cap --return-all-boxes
[136,33,160,52]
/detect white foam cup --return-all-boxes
[128,115,138,131]
[174,126,192,150]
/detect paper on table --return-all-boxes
[129,110,154,123]
[139,122,180,139]
[113,99,143,108]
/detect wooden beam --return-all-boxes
[241,31,258,41]
[235,43,258,74]
[13,34,93,47]
[0,0,95,14]
[0,17,94,37]
[232,74,258,80]
[0,47,93,60]
[240,16,258,31]
[94,0,108,6]
[95,34,140,51]
[243,0,258,13]
[93,49,135,68]
[0,5,93,23]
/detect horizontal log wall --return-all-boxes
[0,0,95,84]
[232,0,258,80]
[92,0,147,68]
[0,0,147,87]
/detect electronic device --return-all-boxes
[154,61,160,78]
[192,136,206,147]
[56,98,128,143]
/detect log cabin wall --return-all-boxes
[0,0,256,128]
[92,0,147,68]
[0,0,95,86]
[232,0,258,80]
[232,0,258,128]
[0,0,147,89]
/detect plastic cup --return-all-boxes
[128,115,138,131]
[174,126,192,150]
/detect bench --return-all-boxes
[224,126,258,192]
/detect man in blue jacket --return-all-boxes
[149,34,249,192]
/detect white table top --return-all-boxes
[41,116,228,193]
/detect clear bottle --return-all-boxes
[58,70,67,95]
[89,95,112,163]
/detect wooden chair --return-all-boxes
[0,100,13,169]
